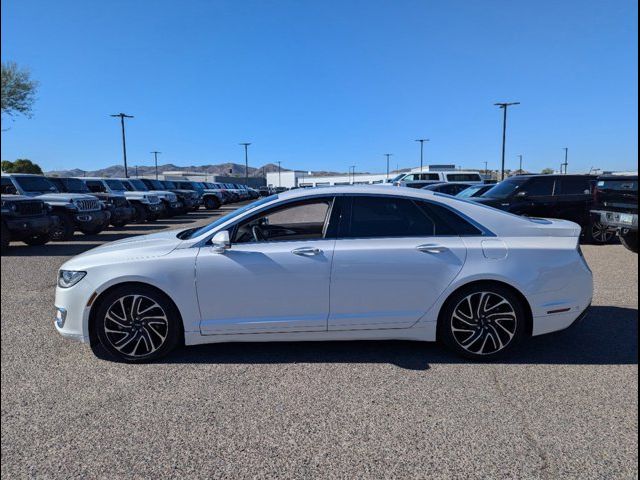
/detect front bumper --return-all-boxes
[73,209,110,228]
[54,276,97,344]
[109,205,135,224]
[5,215,56,238]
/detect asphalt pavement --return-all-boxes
[1,205,637,479]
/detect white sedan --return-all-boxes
[54,186,593,362]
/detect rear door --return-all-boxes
[328,195,467,331]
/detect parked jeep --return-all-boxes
[139,178,198,214]
[1,174,109,240]
[48,176,135,228]
[175,181,223,210]
[1,195,57,251]
[591,174,638,253]
[81,178,163,223]
[119,178,182,217]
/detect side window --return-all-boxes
[233,198,333,243]
[85,181,106,193]
[345,196,437,238]
[1,177,17,194]
[417,202,482,236]
[524,177,555,196]
[403,174,415,182]
[559,177,591,195]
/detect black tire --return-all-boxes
[51,213,75,241]
[93,285,181,363]
[203,195,221,210]
[132,204,149,224]
[111,220,127,228]
[438,283,527,360]
[22,234,51,246]
[620,231,638,253]
[146,213,160,222]
[584,217,616,245]
[80,225,104,236]
[1,222,10,252]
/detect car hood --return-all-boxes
[34,193,98,202]
[62,229,184,270]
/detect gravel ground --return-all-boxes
[1,206,637,479]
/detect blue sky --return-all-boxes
[1,0,637,174]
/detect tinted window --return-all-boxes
[482,177,528,199]
[559,177,593,195]
[85,180,107,193]
[54,177,89,193]
[417,202,482,236]
[524,177,555,196]
[234,198,332,243]
[1,177,17,194]
[105,179,126,191]
[12,176,58,193]
[446,173,483,182]
[345,196,437,238]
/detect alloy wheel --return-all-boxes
[591,221,614,244]
[103,294,169,358]
[450,292,518,356]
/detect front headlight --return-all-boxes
[58,270,86,288]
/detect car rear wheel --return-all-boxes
[439,284,526,360]
[23,234,51,246]
[203,196,221,210]
[80,225,104,235]
[1,222,10,251]
[620,231,638,253]
[111,220,127,228]
[132,204,149,223]
[585,218,615,245]
[94,285,181,362]
[51,213,75,241]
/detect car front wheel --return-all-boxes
[94,285,181,362]
[439,284,526,360]
[620,231,638,253]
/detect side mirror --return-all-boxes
[515,191,528,198]
[210,230,231,253]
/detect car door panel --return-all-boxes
[197,239,335,334]
[328,236,467,330]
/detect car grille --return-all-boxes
[15,200,45,216]
[147,195,160,204]
[76,199,101,212]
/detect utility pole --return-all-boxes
[349,165,356,184]
[518,154,523,174]
[277,161,281,187]
[494,102,520,180]
[415,139,429,171]
[562,147,569,174]
[151,151,161,180]
[384,154,393,180]
[110,113,134,178]
[484,161,489,176]
[239,142,251,185]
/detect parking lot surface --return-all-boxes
[1,205,638,479]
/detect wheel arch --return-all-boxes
[435,279,534,340]
[87,281,185,346]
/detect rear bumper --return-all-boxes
[5,215,55,238]
[592,210,638,231]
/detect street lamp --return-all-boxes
[151,151,161,180]
[384,154,393,180]
[110,113,134,178]
[239,142,251,185]
[494,102,520,180]
[415,139,429,171]
[562,148,569,174]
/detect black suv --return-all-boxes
[472,174,612,244]
[591,175,638,253]
[1,195,57,251]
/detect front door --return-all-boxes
[328,196,467,330]
[197,197,337,335]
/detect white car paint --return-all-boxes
[54,186,593,355]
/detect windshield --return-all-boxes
[105,179,126,191]
[163,181,177,189]
[481,178,528,199]
[56,177,90,193]
[128,179,149,191]
[148,179,165,190]
[391,173,406,183]
[13,176,59,193]
[182,195,278,240]
[456,185,482,198]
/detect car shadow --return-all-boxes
[132,305,637,370]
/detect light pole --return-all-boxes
[494,102,520,180]
[239,142,251,185]
[151,151,161,180]
[518,154,523,174]
[562,148,569,174]
[277,161,281,187]
[484,161,489,177]
[110,113,134,178]
[349,165,356,184]
[415,139,429,171]
[384,154,393,180]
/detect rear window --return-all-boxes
[597,179,638,191]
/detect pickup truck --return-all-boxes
[591,174,638,253]
[1,174,109,240]
[1,195,58,250]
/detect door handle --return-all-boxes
[291,247,323,256]
[416,244,449,254]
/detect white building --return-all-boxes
[266,170,395,189]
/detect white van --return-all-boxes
[391,171,483,188]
